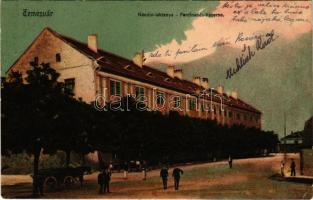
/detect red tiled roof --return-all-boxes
[15,27,263,114]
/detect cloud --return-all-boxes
[145,1,312,65]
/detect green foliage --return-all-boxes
[1,152,32,174]
[2,151,93,174]
[99,97,279,165]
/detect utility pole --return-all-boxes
[284,112,287,161]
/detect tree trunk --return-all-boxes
[32,149,40,197]
[81,153,86,166]
[66,150,71,168]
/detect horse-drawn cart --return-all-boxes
[34,166,91,191]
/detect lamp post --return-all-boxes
[284,112,287,161]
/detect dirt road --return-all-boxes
[2,153,312,199]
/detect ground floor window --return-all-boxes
[110,80,121,96]
[156,92,165,105]
[188,98,197,111]
[135,86,145,101]
[64,78,75,95]
[173,96,181,109]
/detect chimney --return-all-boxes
[231,90,238,99]
[167,66,175,78]
[132,51,145,68]
[174,69,183,79]
[217,85,224,94]
[201,78,209,89]
[88,34,98,53]
[192,76,201,86]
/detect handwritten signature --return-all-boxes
[226,29,278,79]
[235,32,265,43]
[149,44,208,59]
[213,37,231,47]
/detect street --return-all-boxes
[2,153,312,199]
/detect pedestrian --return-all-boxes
[98,170,105,194]
[123,161,128,179]
[290,158,296,176]
[280,160,285,177]
[228,155,233,169]
[142,160,147,180]
[172,168,184,190]
[160,166,169,190]
[104,168,112,193]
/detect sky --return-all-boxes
[1,1,312,138]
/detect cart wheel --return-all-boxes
[64,176,75,188]
[44,176,57,191]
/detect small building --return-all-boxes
[280,131,303,152]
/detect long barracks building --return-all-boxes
[7,27,262,129]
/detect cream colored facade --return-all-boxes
[7,28,261,129]
[8,28,96,103]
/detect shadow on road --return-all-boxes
[269,173,313,185]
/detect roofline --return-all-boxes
[6,27,51,74]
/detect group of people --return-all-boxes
[98,165,184,194]
[97,168,112,194]
[160,167,184,190]
[280,158,296,177]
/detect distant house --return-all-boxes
[281,131,303,145]
[280,131,303,152]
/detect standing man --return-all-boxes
[142,160,147,180]
[160,167,169,190]
[228,155,233,169]
[104,168,112,193]
[280,160,285,177]
[290,158,296,176]
[172,168,184,190]
[98,170,105,194]
[123,161,128,180]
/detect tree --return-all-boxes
[2,62,94,196]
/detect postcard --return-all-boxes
[1,0,312,199]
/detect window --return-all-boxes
[244,114,247,121]
[229,111,233,118]
[224,109,227,117]
[156,92,165,105]
[56,53,61,62]
[64,78,75,95]
[110,80,121,96]
[135,86,145,100]
[173,96,181,109]
[237,113,241,120]
[34,57,39,65]
[205,103,210,112]
[189,98,197,111]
